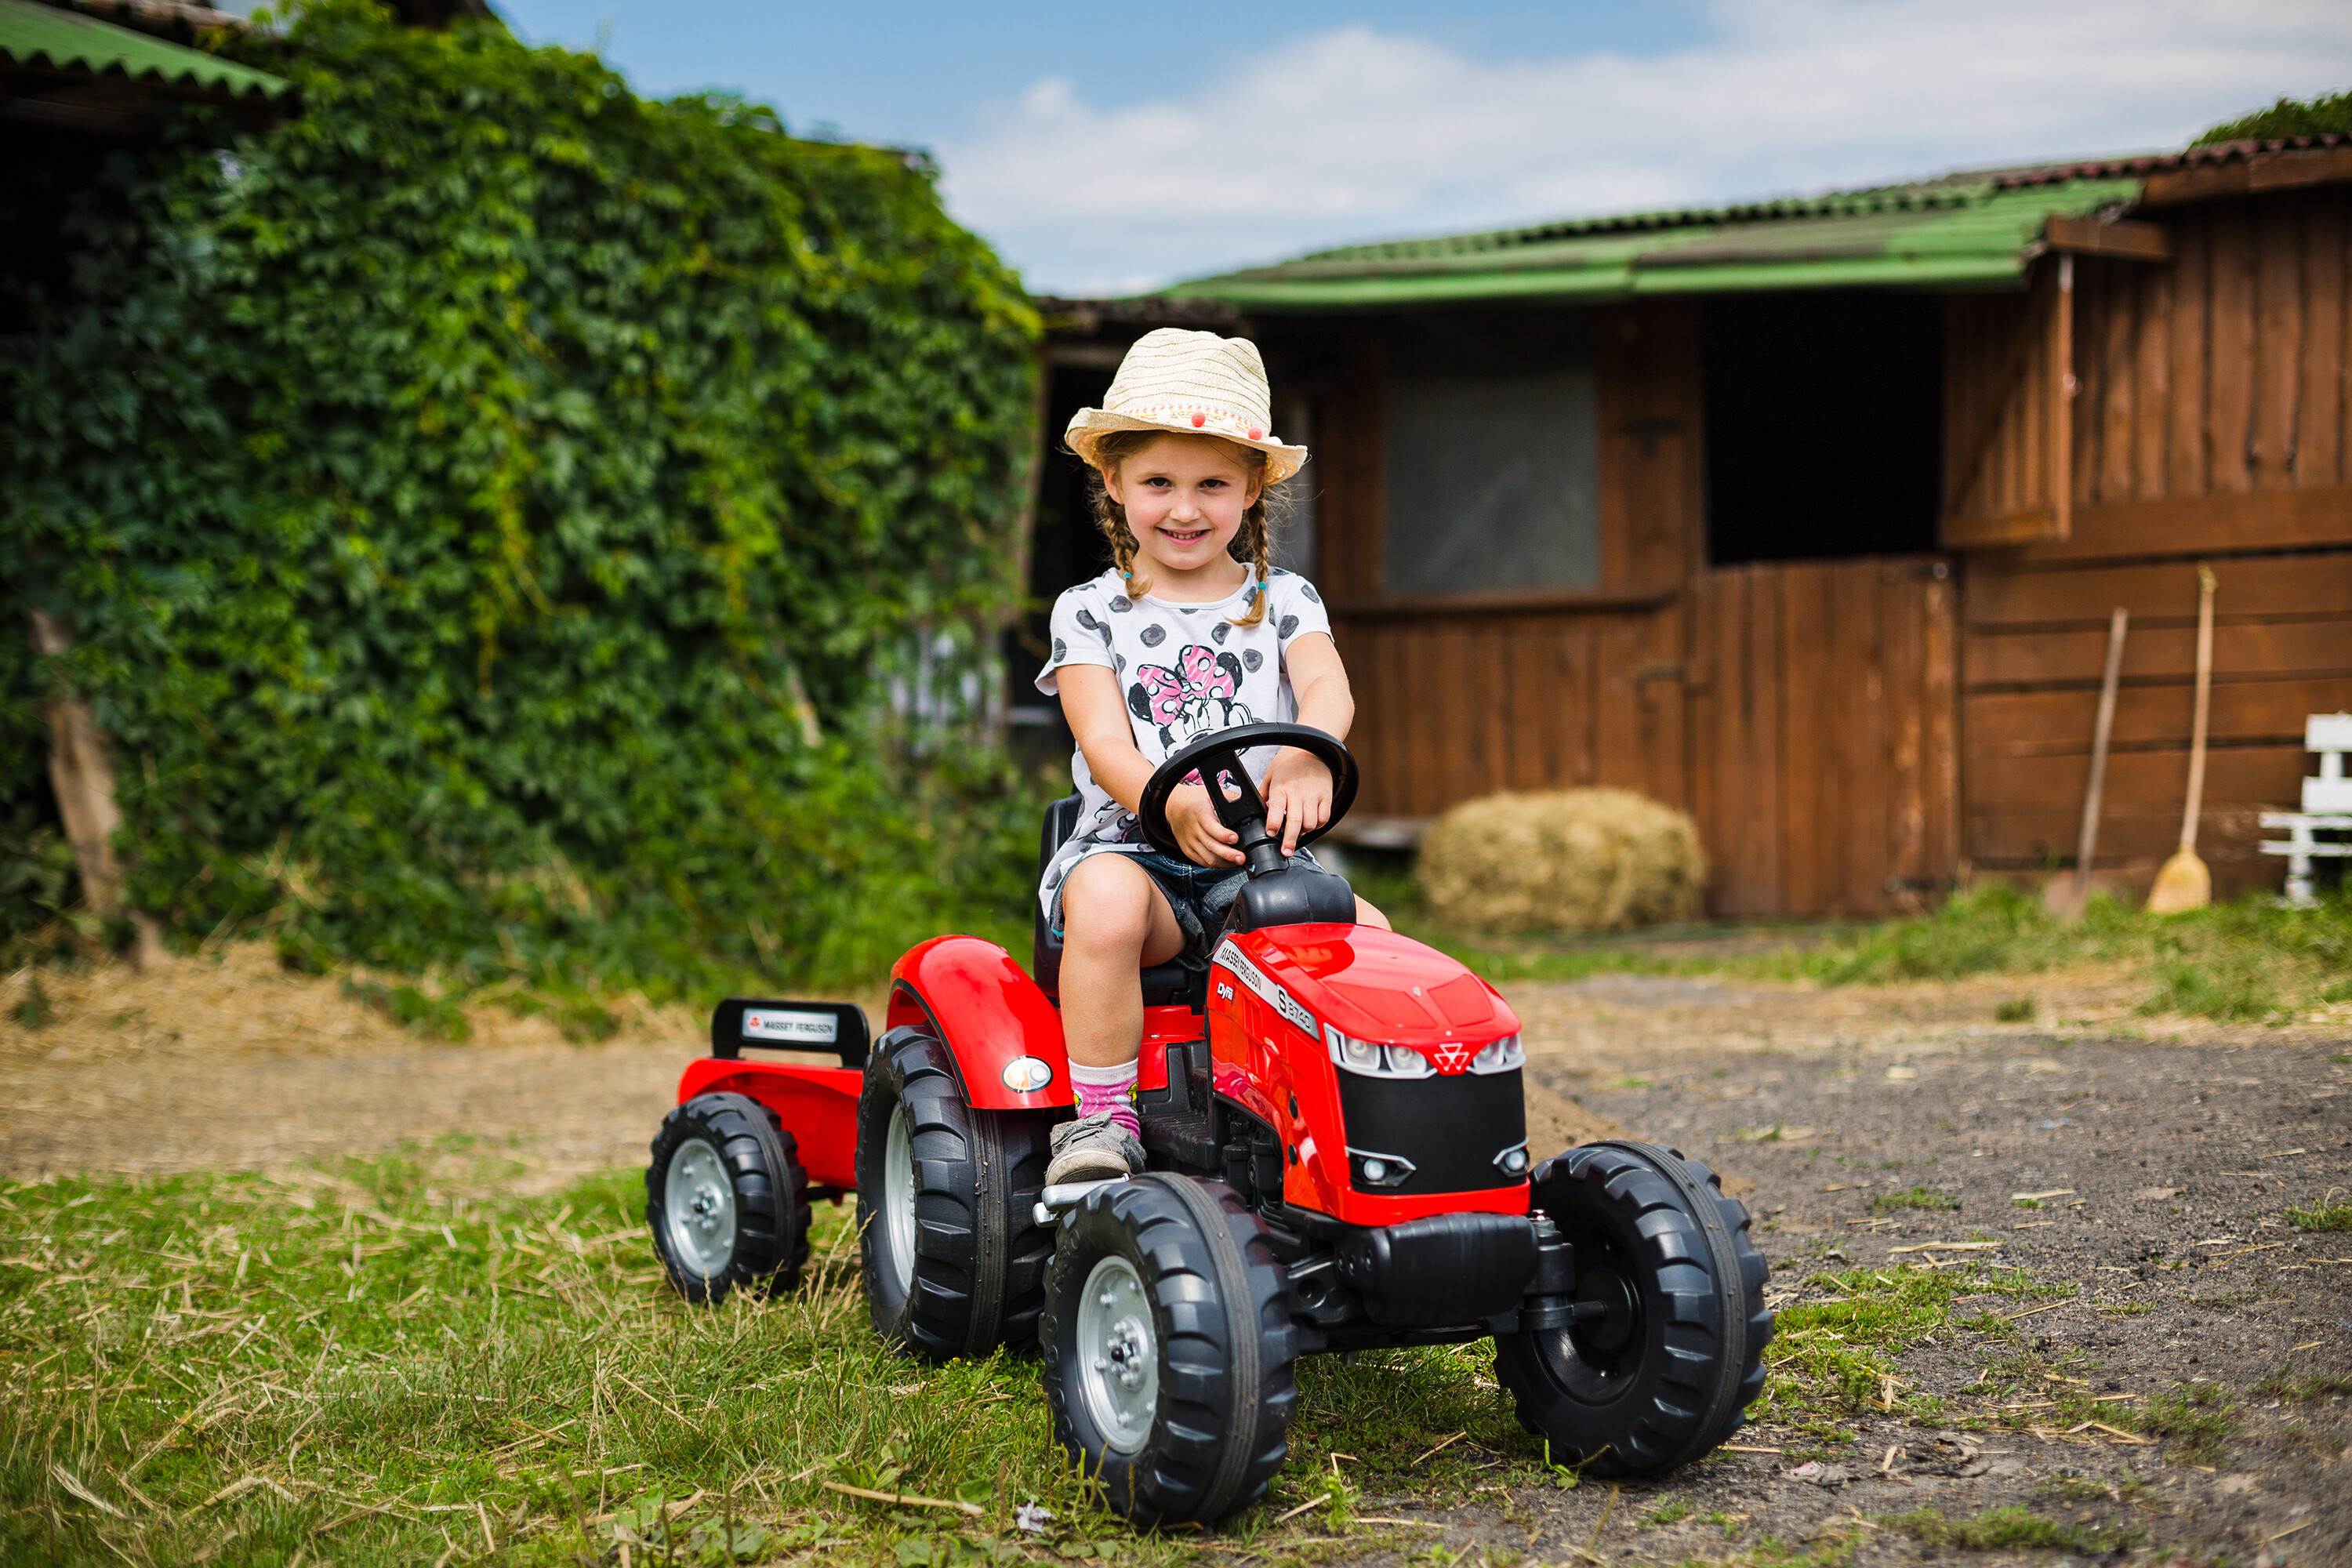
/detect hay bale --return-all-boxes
[1419,788,1706,934]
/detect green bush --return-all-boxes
[2,4,1044,998]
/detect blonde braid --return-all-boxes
[1103,506,1149,598]
[1085,430,1155,598]
[1229,499,1271,628]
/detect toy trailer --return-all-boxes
[644,724,1770,1525]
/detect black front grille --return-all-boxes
[1336,1069,1526,1194]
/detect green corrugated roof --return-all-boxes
[1166,172,2144,310]
[0,0,292,103]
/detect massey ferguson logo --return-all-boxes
[1431,1042,1473,1075]
[1211,938,1317,1039]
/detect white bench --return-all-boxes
[2260,713,2352,906]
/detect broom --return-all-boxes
[2147,564,2218,914]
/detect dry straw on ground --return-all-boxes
[1419,788,1707,935]
[0,944,717,1183]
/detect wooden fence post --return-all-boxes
[25,610,165,967]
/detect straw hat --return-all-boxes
[1065,328,1308,484]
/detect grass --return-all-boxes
[2138,1382,2240,1463]
[2286,1200,2352,1231]
[2138,948,2278,1022]
[1666,1525,1865,1567]
[0,1148,1602,1566]
[1362,873,2352,1026]
[2038,1469,2151,1504]
[9,975,52,1030]
[1783,885,2352,1022]
[1867,1187,1958,1215]
[1753,1264,2054,1429]
[1961,1347,2151,1442]
[2255,1368,2352,1402]
[340,976,478,1044]
[1880,1504,2140,1555]
[1641,1497,1694,1529]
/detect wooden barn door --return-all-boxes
[1689,557,1961,916]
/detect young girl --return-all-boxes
[1036,328,1388,1185]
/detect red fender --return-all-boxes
[676,1059,861,1189]
[886,936,1073,1111]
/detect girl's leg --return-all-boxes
[1048,854,1187,1184]
[1058,852,1189,1067]
[1354,896,1392,931]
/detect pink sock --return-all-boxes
[1070,1059,1142,1139]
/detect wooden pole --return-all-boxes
[2061,606,2129,914]
[2178,563,2217,850]
[27,610,165,966]
[2051,253,2075,542]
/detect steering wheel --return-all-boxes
[1136,721,1359,875]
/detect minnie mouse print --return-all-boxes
[1127,644,1254,750]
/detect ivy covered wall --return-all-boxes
[2,3,1043,1009]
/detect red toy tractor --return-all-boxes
[644,723,1770,1525]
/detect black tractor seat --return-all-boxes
[1033,793,1202,1008]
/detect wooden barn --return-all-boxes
[1016,135,2352,918]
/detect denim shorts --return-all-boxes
[1051,845,1327,965]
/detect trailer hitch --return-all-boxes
[1517,1215,1610,1331]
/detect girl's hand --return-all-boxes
[1262,747,1334,856]
[1168,779,1243,868]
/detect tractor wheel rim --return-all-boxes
[884,1102,917,1297]
[663,1137,736,1279]
[1544,1234,1645,1403]
[1075,1253,1156,1454]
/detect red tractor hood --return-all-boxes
[1214,924,1519,1050]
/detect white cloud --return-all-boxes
[938,0,2352,295]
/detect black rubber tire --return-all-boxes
[1040,1175,1300,1526]
[1495,1140,1771,1475]
[645,1091,811,1305]
[856,1024,1058,1360]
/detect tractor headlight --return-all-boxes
[1468,1034,1525,1075]
[1347,1146,1417,1188]
[1324,1025,1434,1080]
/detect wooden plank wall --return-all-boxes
[1944,279,2061,543]
[2067,188,2351,509]
[1598,302,1707,586]
[1316,300,1704,823]
[1333,608,1688,818]
[1690,559,1960,916]
[1959,187,2352,898]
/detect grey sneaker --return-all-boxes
[1046,1111,1144,1185]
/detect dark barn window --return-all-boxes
[1702,291,1943,565]
[1383,308,1600,596]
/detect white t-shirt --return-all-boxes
[1034,565,1334,916]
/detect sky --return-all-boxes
[483,0,2352,296]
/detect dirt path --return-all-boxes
[1432,973,2352,1566]
[0,945,718,1189]
[5,949,2350,1562]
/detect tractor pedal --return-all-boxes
[1035,1178,1127,1228]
